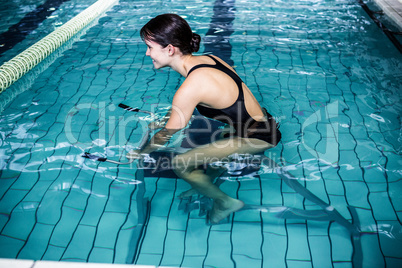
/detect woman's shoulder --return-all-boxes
[186,54,226,75]
[195,54,237,75]
[192,54,217,66]
[185,56,215,78]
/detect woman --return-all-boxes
[135,14,281,224]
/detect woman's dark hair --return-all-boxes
[140,14,201,55]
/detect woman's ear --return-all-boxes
[167,44,175,56]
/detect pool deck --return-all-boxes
[374,0,402,29]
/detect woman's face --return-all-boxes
[144,39,170,69]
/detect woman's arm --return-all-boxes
[148,108,172,130]
[137,75,203,155]
[164,77,202,129]
[139,127,179,154]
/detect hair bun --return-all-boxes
[190,33,201,53]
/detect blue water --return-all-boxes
[0,0,401,267]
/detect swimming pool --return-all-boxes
[0,0,401,267]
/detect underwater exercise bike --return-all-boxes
[82,103,362,231]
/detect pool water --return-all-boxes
[0,0,401,267]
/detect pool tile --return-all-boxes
[338,164,363,182]
[308,235,332,268]
[63,189,89,212]
[17,223,55,260]
[286,260,312,268]
[79,195,107,227]
[282,191,305,209]
[135,253,162,266]
[203,230,234,268]
[305,179,331,204]
[355,140,382,162]
[364,166,388,184]
[114,228,137,263]
[329,225,353,262]
[87,247,114,263]
[369,192,398,221]
[385,258,402,268]
[48,206,84,248]
[158,229,185,266]
[139,216,168,255]
[0,189,29,215]
[366,182,387,194]
[166,199,188,231]
[94,212,126,249]
[325,179,345,196]
[36,190,68,225]
[35,114,58,131]
[338,134,356,150]
[40,244,66,261]
[0,235,25,258]
[388,179,402,212]
[286,223,312,261]
[383,152,402,181]
[1,202,37,241]
[150,190,175,217]
[232,222,262,260]
[232,254,262,267]
[261,230,287,268]
[180,256,206,268]
[154,178,177,191]
[104,183,135,214]
[183,218,209,256]
[238,188,261,206]
[349,125,369,140]
[307,220,331,235]
[62,225,96,262]
[327,195,351,221]
[260,177,283,206]
[0,174,19,201]
[359,231,386,267]
[343,181,370,209]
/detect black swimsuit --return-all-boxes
[187,55,281,146]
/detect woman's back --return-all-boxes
[185,55,266,123]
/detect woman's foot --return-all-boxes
[209,198,244,224]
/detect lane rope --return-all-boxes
[0,0,119,93]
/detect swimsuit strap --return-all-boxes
[187,55,244,101]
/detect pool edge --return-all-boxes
[373,0,402,29]
[0,258,174,268]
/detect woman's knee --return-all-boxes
[172,155,209,184]
[172,155,194,177]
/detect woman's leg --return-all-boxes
[172,137,273,223]
[178,165,225,198]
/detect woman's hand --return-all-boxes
[133,128,180,155]
[148,120,165,130]
[126,149,142,159]
[148,109,171,130]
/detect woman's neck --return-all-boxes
[170,54,194,77]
